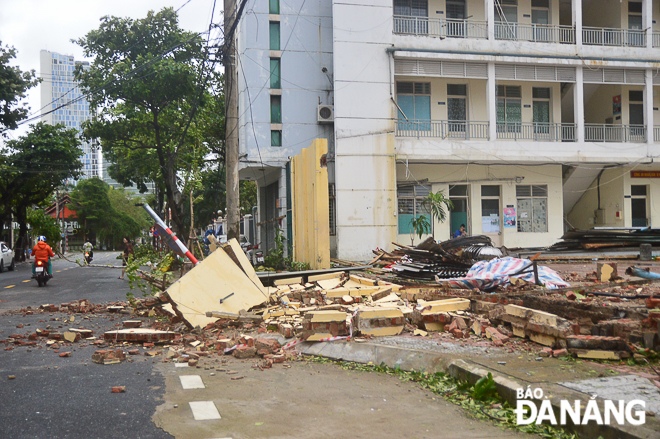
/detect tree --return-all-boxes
[0,122,83,259]
[74,8,220,237]
[422,191,454,225]
[27,208,61,246]
[0,41,39,134]
[69,177,114,241]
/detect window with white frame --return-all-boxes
[447,84,467,132]
[516,184,548,232]
[397,183,431,235]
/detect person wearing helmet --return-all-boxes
[32,236,55,278]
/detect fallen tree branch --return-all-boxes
[57,252,121,269]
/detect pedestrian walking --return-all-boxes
[119,237,135,280]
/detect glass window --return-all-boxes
[481,185,500,197]
[397,184,432,235]
[271,130,282,147]
[269,0,279,14]
[447,84,467,132]
[396,82,431,131]
[516,184,548,232]
[497,86,522,132]
[269,22,280,51]
[269,59,281,89]
[270,95,281,123]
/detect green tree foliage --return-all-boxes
[0,41,40,134]
[69,177,113,239]
[422,191,453,225]
[70,178,145,247]
[107,187,151,231]
[27,208,61,246]
[0,123,82,259]
[74,8,221,237]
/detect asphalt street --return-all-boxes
[0,251,173,439]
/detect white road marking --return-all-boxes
[189,401,221,420]
[179,375,205,389]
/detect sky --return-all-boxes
[0,0,220,142]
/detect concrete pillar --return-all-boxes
[645,68,654,144]
[485,0,494,41]
[574,66,585,143]
[487,62,497,141]
[572,0,582,47]
[644,0,653,49]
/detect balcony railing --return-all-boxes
[396,120,489,139]
[653,32,660,48]
[393,16,488,39]
[496,123,576,141]
[654,126,660,141]
[583,27,646,47]
[585,124,646,142]
[494,23,575,44]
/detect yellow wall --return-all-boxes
[430,0,487,22]
[584,84,645,125]
[567,167,625,229]
[291,139,330,269]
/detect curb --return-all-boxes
[294,340,659,439]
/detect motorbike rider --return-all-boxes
[32,236,55,278]
[83,241,94,263]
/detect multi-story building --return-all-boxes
[237,0,660,261]
[39,50,99,180]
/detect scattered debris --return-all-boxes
[111,386,126,393]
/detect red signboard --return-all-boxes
[631,171,660,178]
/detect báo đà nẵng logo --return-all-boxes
[516,386,646,426]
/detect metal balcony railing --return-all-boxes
[585,124,646,142]
[582,27,646,47]
[496,123,577,141]
[653,32,660,48]
[393,16,488,39]
[654,126,660,141]
[494,23,575,44]
[395,120,489,139]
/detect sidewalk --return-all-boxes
[289,335,660,439]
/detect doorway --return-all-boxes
[449,184,469,236]
[631,185,648,227]
[481,185,502,245]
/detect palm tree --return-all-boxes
[422,191,453,239]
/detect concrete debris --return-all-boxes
[103,329,178,343]
[92,349,126,365]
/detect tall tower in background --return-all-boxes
[39,50,99,180]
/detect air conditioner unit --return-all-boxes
[317,105,334,123]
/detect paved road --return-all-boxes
[0,252,537,439]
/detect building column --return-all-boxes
[487,62,497,141]
[485,0,494,42]
[574,66,585,143]
[644,0,653,49]
[645,68,655,144]
[573,0,582,47]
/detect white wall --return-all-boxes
[333,0,397,261]
[395,163,563,247]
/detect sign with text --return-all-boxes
[631,171,660,178]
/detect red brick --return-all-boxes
[566,292,577,301]
[255,338,280,354]
[647,298,660,309]
[552,349,569,357]
[59,352,72,357]
[188,359,198,367]
[111,386,126,393]
[233,346,257,359]
[539,348,553,357]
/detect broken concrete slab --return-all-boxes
[353,308,405,337]
[566,335,630,351]
[165,242,268,328]
[301,310,348,341]
[103,329,177,343]
[92,349,126,365]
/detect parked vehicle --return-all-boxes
[34,259,50,287]
[0,242,15,272]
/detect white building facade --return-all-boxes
[237,0,660,261]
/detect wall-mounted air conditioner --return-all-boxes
[317,105,334,123]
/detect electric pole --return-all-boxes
[224,0,240,241]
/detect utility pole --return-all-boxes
[224,0,240,241]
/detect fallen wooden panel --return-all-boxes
[274,277,304,286]
[308,272,343,282]
[165,247,268,328]
[316,278,342,290]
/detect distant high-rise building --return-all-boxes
[39,50,99,180]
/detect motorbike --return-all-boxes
[247,243,264,266]
[84,250,93,264]
[34,259,50,287]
